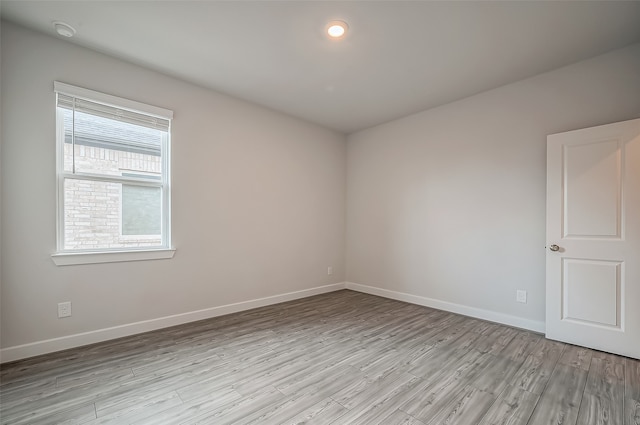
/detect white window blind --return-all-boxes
[57,94,171,132]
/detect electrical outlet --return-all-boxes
[327,266,333,275]
[58,301,72,318]
[516,290,527,304]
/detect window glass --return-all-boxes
[122,185,162,236]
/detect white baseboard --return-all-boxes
[345,282,545,334]
[0,282,347,363]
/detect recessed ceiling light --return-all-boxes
[326,21,348,39]
[53,21,76,38]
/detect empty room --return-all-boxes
[1,1,639,424]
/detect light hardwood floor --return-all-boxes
[1,290,638,424]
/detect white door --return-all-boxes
[546,118,640,360]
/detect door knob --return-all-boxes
[549,244,560,252]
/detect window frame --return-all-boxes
[52,82,175,265]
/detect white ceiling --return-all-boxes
[2,1,640,133]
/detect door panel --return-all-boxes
[563,139,621,238]
[562,259,621,328]
[546,118,640,359]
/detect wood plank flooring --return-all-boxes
[1,290,638,424]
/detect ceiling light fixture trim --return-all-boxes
[53,21,76,38]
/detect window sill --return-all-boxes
[51,248,175,266]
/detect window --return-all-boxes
[53,82,174,265]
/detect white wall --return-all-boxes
[0,22,347,356]
[346,43,640,329]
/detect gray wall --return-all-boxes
[1,22,347,350]
[346,43,640,326]
[3,19,640,356]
